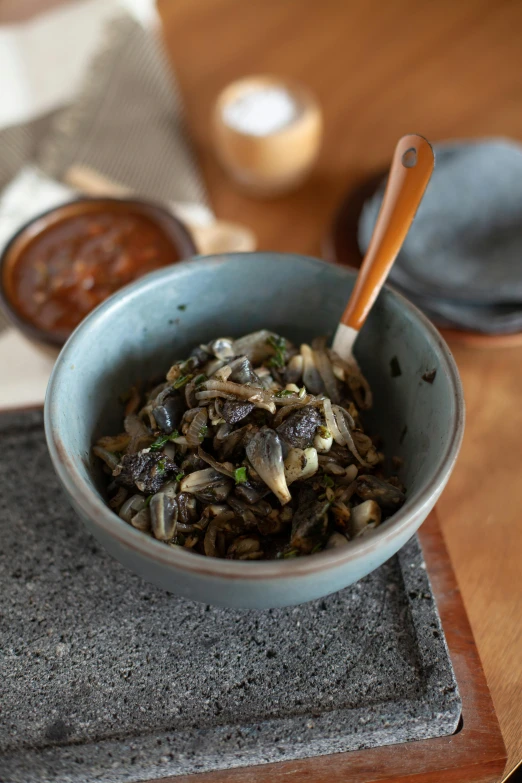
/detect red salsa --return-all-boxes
[10,208,182,341]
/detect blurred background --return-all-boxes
[0,0,520,777]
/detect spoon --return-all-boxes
[332,134,435,364]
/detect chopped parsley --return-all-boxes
[275,388,295,398]
[266,335,287,369]
[173,374,193,389]
[175,472,185,482]
[149,431,179,449]
[193,374,207,386]
[199,425,208,441]
[234,466,247,484]
[323,474,335,488]
[157,459,166,475]
[144,494,153,507]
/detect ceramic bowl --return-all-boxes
[45,253,464,609]
[0,197,197,355]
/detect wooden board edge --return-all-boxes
[145,511,507,783]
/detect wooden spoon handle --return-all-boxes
[339,134,434,332]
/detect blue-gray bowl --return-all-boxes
[44,253,464,608]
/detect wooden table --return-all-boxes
[159,1,521,777]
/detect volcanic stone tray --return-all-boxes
[0,410,461,783]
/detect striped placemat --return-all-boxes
[0,4,209,383]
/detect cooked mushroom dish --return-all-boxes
[94,330,405,559]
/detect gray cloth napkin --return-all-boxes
[358,139,522,333]
[411,294,522,335]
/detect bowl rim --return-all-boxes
[0,196,198,350]
[45,252,465,580]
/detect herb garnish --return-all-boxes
[266,335,287,369]
[275,388,295,398]
[149,431,179,449]
[234,466,247,484]
[173,374,193,389]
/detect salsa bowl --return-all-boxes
[45,253,464,608]
[0,197,196,353]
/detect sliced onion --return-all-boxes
[213,364,233,382]
[93,446,121,471]
[108,486,128,510]
[333,405,370,467]
[119,494,147,522]
[96,432,130,453]
[273,393,314,407]
[232,330,278,364]
[300,344,325,395]
[196,390,235,402]
[250,399,276,414]
[273,397,323,426]
[327,348,373,410]
[197,380,277,413]
[285,353,303,385]
[323,398,344,445]
[172,435,189,446]
[186,408,208,447]
[203,379,272,403]
[124,413,153,453]
[313,349,340,403]
[204,510,237,557]
[273,402,306,428]
[197,446,235,478]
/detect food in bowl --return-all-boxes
[94,329,405,559]
[0,198,196,346]
[45,253,464,608]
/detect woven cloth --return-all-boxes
[0,1,209,399]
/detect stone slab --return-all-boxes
[0,410,461,783]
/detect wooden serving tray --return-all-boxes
[0,410,506,783]
[160,512,507,783]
